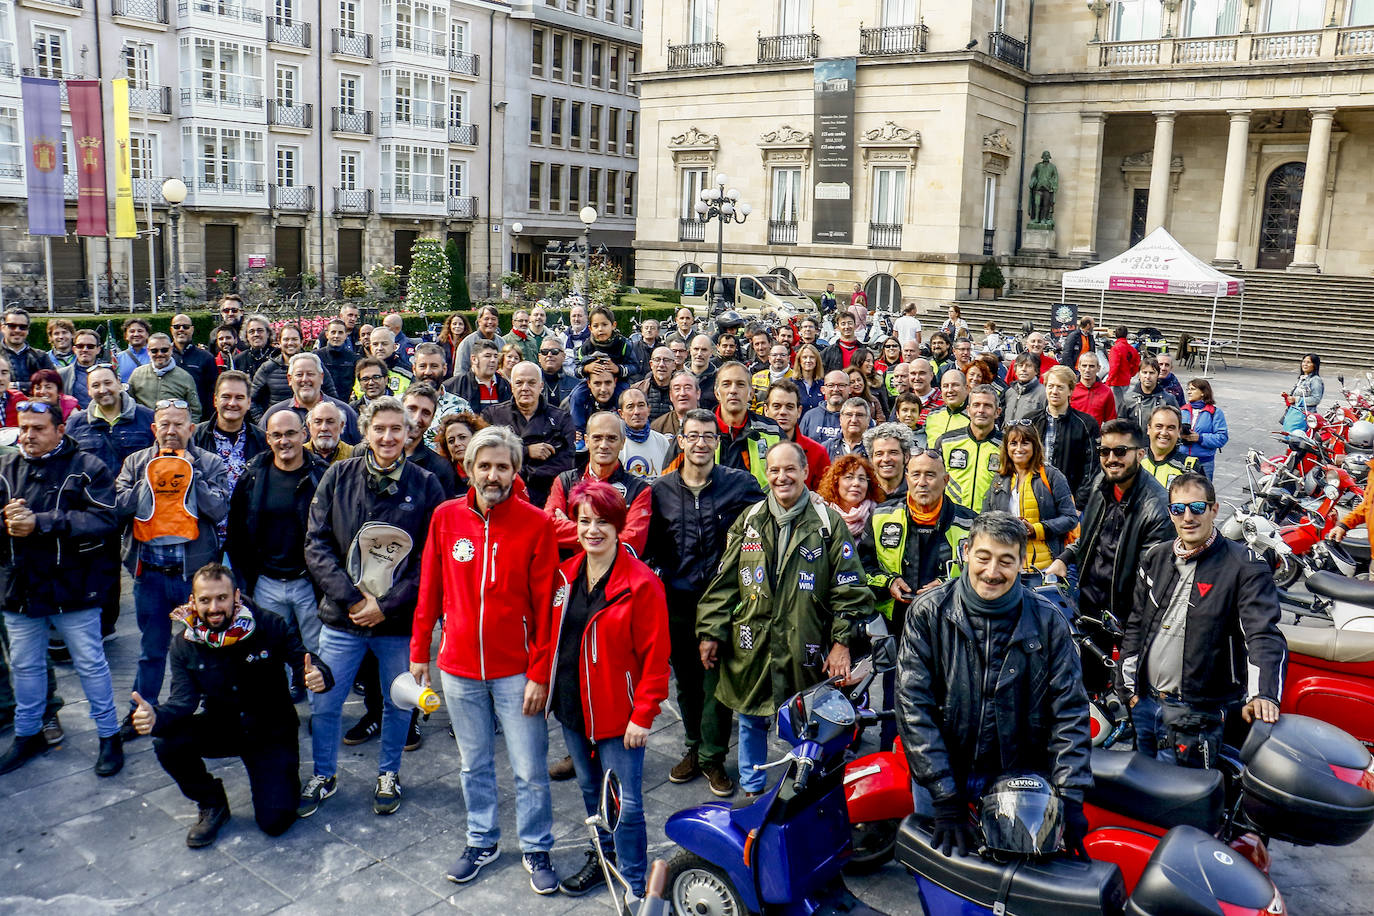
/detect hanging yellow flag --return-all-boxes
[112,78,136,239]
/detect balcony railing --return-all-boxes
[128,85,172,115]
[269,184,314,210]
[0,59,14,79]
[331,107,373,134]
[380,35,447,57]
[983,229,995,256]
[0,163,23,181]
[859,23,928,55]
[767,219,798,245]
[177,0,262,22]
[180,87,264,109]
[380,113,447,130]
[267,17,311,48]
[758,32,818,63]
[1337,27,1374,56]
[678,218,705,242]
[333,187,373,214]
[268,100,313,128]
[132,176,165,202]
[449,51,480,76]
[1098,39,1161,67]
[449,123,479,145]
[64,173,77,199]
[667,41,724,70]
[1250,29,1321,60]
[868,222,902,250]
[447,196,477,219]
[195,177,266,194]
[113,0,168,22]
[331,28,372,58]
[27,0,82,7]
[1172,36,1237,63]
[988,31,1027,68]
[380,188,447,204]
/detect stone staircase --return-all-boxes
[957,269,1374,370]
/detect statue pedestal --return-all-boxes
[1020,226,1057,255]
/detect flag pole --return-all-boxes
[44,237,54,312]
[128,239,137,310]
[91,242,101,314]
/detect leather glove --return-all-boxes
[931,797,978,858]
[1062,799,1090,859]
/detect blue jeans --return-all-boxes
[132,568,194,706]
[308,626,411,777]
[253,576,320,655]
[1132,694,1176,765]
[738,713,774,793]
[441,671,554,853]
[5,609,118,739]
[562,725,648,896]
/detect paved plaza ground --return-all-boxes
[1,365,1371,915]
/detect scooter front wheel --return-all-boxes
[844,820,898,874]
[665,850,750,916]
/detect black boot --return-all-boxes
[95,734,124,777]
[558,849,609,896]
[0,732,50,774]
[186,802,230,848]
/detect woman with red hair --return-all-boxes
[28,369,79,422]
[547,479,670,900]
[817,454,887,536]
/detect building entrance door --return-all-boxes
[1129,188,1149,246]
[1258,162,1304,269]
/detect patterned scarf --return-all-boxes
[171,600,256,648]
[1173,528,1217,563]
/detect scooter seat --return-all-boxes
[1087,749,1224,833]
[1306,571,1374,606]
[1280,623,1374,664]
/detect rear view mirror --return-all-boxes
[597,770,623,834]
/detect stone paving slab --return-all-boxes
[2,365,1373,915]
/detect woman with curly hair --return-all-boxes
[817,454,886,536]
[435,412,488,497]
[437,313,471,373]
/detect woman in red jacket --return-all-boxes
[547,479,670,901]
[1105,325,1141,414]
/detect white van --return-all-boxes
[679,273,819,321]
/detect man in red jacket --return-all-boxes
[1070,352,1117,426]
[410,425,562,895]
[1105,326,1142,414]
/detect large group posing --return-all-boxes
[0,293,1295,904]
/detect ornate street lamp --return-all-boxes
[694,173,751,313]
[160,178,188,310]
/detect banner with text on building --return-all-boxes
[20,77,64,237]
[813,58,856,245]
[112,79,137,239]
[67,80,108,237]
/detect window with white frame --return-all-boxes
[771,167,801,222]
[531,28,544,77]
[627,50,638,95]
[340,150,359,189]
[0,107,21,179]
[982,174,996,231]
[880,0,916,25]
[549,163,563,211]
[449,159,466,197]
[0,3,17,76]
[275,64,298,104]
[1112,0,1162,39]
[31,25,68,78]
[587,0,597,17]
[870,167,905,225]
[277,145,299,185]
[449,90,467,128]
[571,37,584,84]
[689,0,714,41]
[625,112,636,155]
[680,168,707,219]
[550,97,563,146]
[589,104,601,151]
[623,0,634,26]
[1263,0,1322,29]
[570,101,583,149]
[552,32,565,79]
[529,162,542,208]
[607,108,619,153]
[276,0,296,21]
[588,169,600,210]
[605,0,616,22]
[184,38,265,106]
[339,0,358,33]
[569,166,581,208]
[450,19,467,52]
[129,131,159,179]
[385,0,446,52]
[530,95,543,143]
[338,72,360,111]
[124,41,156,87]
[185,124,265,191]
[779,0,809,34]
[1185,0,1239,34]
[590,42,603,88]
[384,143,444,200]
[608,45,620,90]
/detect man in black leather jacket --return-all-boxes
[1046,418,1174,627]
[896,512,1092,858]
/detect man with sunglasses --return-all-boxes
[1121,473,1286,769]
[537,339,577,405]
[167,316,216,418]
[128,334,202,422]
[632,346,675,421]
[58,329,104,410]
[2,308,56,394]
[217,295,245,334]
[1045,419,1173,629]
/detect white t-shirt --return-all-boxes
[893,315,923,344]
[620,431,673,481]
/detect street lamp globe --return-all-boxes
[579,206,599,226]
[714,173,728,188]
[694,201,708,215]
[161,177,187,205]
[511,222,523,234]
[739,203,753,216]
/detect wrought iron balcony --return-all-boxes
[380,188,447,204]
[131,176,166,202]
[268,100,313,128]
[177,0,262,22]
[449,123,479,145]
[380,35,446,57]
[270,184,314,210]
[758,33,818,63]
[667,41,724,70]
[331,107,373,134]
[868,222,902,250]
[983,228,995,256]
[64,173,78,199]
[267,17,311,48]
[113,0,168,22]
[179,87,264,109]
[679,217,705,242]
[333,187,373,214]
[988,31,1027,68]
[194,177,266,193]
[768,219,798,245]
[128,85,172,115]
[449,52,480,76]
[331,28,372,58]
[447,196,477,219]
[380,112,445,129]
[859,23,928,55]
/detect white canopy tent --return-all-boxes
[1060,227,1245,375]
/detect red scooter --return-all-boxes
[1280,572,1374,747]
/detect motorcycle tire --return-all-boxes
[1273,554,1302,591]
[844,819,899,875]
[665,850,751,916]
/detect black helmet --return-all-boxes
[716,311,746,332]
[979,773,1064,857]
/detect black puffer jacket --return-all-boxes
[1058,469,1174,622]
[633,375,674,421]
[644,465,763,594]
[1123,536,1287,706]
[579,332,641,380]
[895,579,1093,803]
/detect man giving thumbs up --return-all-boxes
[146,563,332,848]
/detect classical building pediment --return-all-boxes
[982,128,1013,175]
[859,121,921,166]
[669,126,720,167]
[758,124,813,165]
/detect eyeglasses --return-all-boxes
[266,430,304,441]
[680,432,719,443]
[5,322,28,330]
[539,349,562,355]
[1096,445,1136,458]
[171,323,192,330]
[1168,501,1211,517]
[16,401,52,413]
[154,398,189,410]
[148,347,171,355]
[73,342,99,350]
[358,374,385,383]
[1011,418,1034,427]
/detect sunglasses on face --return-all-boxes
[73,343,99,350]
[1168,501,1211,517]
[539,349,562,356]
[149,347,171,355]
[5,322,28,330]
[1096,445,1136,458]
[172,323,192,330]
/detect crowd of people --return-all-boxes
[0,293,1292,904]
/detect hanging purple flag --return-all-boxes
[21,77,64,237]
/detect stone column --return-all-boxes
[1213,110,1251,267]
[1290,107,1336,272]
[1144,111,1176,234]
[1068,112,1107,258]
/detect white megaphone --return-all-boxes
[390,672,442,715]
